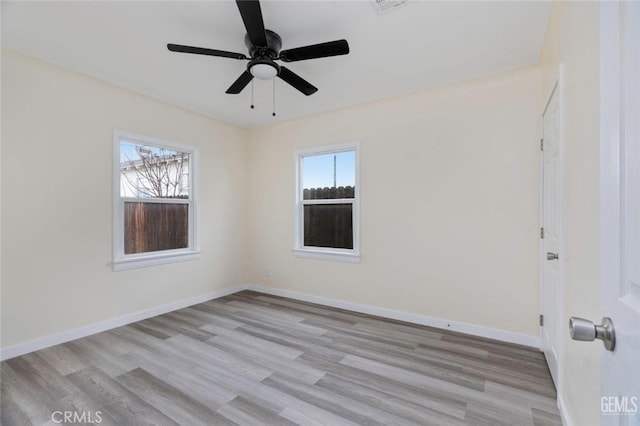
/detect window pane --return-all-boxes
[124,202,188,254]
[120,141,189,199]
[302,151,355,200]
[304,204,353,249]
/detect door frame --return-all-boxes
[539,65,565,393]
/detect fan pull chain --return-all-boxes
[250,80,255,109]
[272,78,276,117]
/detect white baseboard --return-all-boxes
[246,285,541,348]
[0,285,245,361]
[557,392,573,426]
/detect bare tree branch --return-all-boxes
[120,146,188,198]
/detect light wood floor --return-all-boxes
[1,291,562,425]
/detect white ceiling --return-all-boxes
[1,1,551,129]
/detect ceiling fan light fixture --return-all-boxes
[250,62,278,80]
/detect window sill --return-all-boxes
[293,248,360,263]
[113,251,201,271]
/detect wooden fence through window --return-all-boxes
[124,202,188,254]
[303,186,354,249]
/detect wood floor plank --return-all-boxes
[217,395,296,426]
[6,353,79,400]
[66,366,179,425]
[116,367,235,426]
[217,310,331,342]
[484,381,559,414]
[340,353,548,421]
[350,321,443,343]
[201,324,305,360]
[0,290,562,425]
[144,315,217,342]
[107,325,170,354]
[63,339,136,378]
[465,402,535,426]
[161,369,238,409]
[205,335,326,385]
[238,320,334,348]
[2,356,72,424]
[263,373,415,426]
[129,321,176,340]
[160,310,207,328]
[84,330,134,356]
[1,378,43,426]
[279,404,361,426]
[315,373,467,426]
[327,335,487,391]
[410,345,557,397]
[166,333,274,382]
[178,306,244,329]
[54,391,121,426]
[340,354,483,401]
[532,407,563,426]
[36,344,89,376]
[252,294,377,328]
[414,336,490,358]
[298,352,469,419]
[236,324,345,363]
[194,362,314,417]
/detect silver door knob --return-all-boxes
[546,252,559,260]
[569,316,615,351]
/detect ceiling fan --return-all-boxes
[167,0,350,96]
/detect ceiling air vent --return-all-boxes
[371,0,411,14]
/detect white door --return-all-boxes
[541,78,563,388]
[600,1,640,424]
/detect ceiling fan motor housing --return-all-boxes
[245,29,282,59]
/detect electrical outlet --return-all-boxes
[265,268,271,278]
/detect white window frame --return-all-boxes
[113,130,200,271]
[294,142,360,263]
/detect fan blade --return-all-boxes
[167,44,247,60]
[278,66,318,96]
[279,39,349,62]
[236,0,267,47]
[226,71,254,94]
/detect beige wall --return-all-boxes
[540,2,602,425]
[1,51,249,347]
[246,66,543,338]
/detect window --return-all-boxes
[113,130,199,270]
[294,142,360,262]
